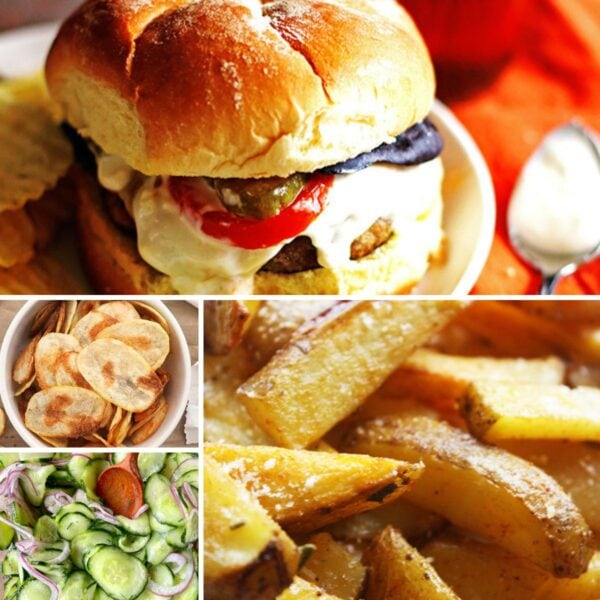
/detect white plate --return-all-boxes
[0,23,495,295]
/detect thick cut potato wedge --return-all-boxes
[382,349,564,400]
[302,533,366,599]
[538,552,600,599]
[343,416,593,577]
[205,443,423,532]
[204,345,272,445]
[328,498,445,545]
[204,456,299,600]
[238,300,462,448]
[245,300,337,368]
[461,382,600,442]
[454,302,600,363]
[421,530,552,600]
[277,577,342,599]
[364,526,458,599]
[498,440,600,539]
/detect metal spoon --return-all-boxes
[508,122,600,294]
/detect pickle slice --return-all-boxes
[214,174,306,219]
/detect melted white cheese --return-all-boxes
[97,154,443,294]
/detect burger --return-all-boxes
[45,0,444,295]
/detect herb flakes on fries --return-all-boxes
[204,299,600,599]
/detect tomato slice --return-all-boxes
[168,174,334,250]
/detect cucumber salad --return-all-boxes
[0,452,198,600]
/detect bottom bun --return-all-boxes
[75,167,443,295]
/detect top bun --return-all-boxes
[46,0,435,178]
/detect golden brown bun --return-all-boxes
[75,166,443,295]
[46,0,435,178]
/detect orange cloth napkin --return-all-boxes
[437,0,600,294]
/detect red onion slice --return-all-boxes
[17,554,60,600]
[171,459,198,483]
[147,556,194,597]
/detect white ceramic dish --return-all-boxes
[0,300,191,448]
[0,23,495,295]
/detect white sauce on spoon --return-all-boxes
[509,124,600,256]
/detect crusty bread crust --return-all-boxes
[46,0,435,178]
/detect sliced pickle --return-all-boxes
[214,174,306,219]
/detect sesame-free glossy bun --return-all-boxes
[46,0,435,178]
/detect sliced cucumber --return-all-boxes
[34,515,59,543]
[137,454,166,481]
[86,547,148,600]
[117,534,150,554]
[165,526,186,550]
[0,516,15,548]
[149,514,172,534]
[2,549,20,576]
[30,541,68,564]
[58,513,91,541]
[57,503,95,522]
[4,575,20,599]
[59,571,96,600]
[174,471,198,489]
[19,453,54,462]
[68,456,90,481]
[91,522,121,537]
[145,533,172,566]
[173,574,198,600]
[82,459,110,500]
[47,470,76,489]
[35,563,69,588]
[71,530,113,569]
[17,579,52,600]
[20,465,55,506]
[111,451,128,465]
[117,512,150,536]
[145,474,184,527]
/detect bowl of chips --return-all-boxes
[0,299,191,447]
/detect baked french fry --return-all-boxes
[301,533,366,599]
[498,440,600,538]
[205,443,423,533]
[277,577,342,600]
[422,530,600,600]
[343,416,593,577]
[381,349,565,400]
[204,456,299,600]
[511,300,600,325]
[204,346,272,445]
[455,302,600,363]
[204,300,252,356]
[421,530,551,600]
[238,300,462,448]
[327,498,445,545]
[364,526,458,599]
[460,382,600,442]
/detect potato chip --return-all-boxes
[0,72,61,120]
[71,301,99,330]
[129,398,168,444]
[39,435,69,448]
[25,386,109,439]
[0,407,5,436]
[0,207,35,268]
[34,333,81,389]
[77,339,162,412]
[71,310,118,346]
[0,97,72,211]
[31,303,59,335]
[55,350,88,388]
[0,253,83,294]
[61,301,78,334]
[96,301,140,323]
[12,332,41,385]
[54,302,67,334]
[107,408,133,447]
[131,302,170,334]
[98,319,170,369]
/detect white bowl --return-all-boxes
[0,300,191,448]
[415,100,496,294]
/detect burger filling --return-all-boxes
[93,119,444,294]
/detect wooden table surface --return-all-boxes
[0,300,199,449]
